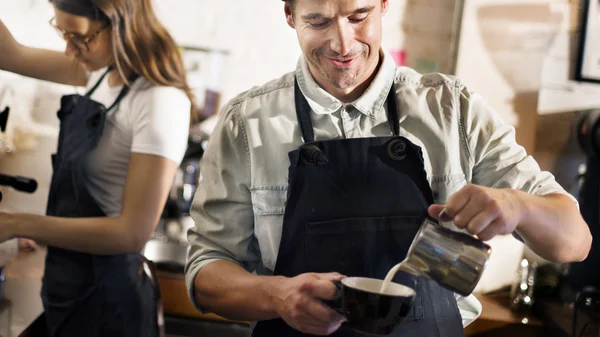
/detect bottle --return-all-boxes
[510,258,537,316]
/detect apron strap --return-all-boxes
[85,67,112,97]
[142,256,165,337]
[294,76,400,143]
[294,78,315,143]
[386,84,400,136]
[104,73,139,113]
[85,67,139,114]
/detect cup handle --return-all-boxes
[323,280,344,315]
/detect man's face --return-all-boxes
[286,0,388,98]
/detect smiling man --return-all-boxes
[185,0,592,336]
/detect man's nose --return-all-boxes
[329,21,354,56]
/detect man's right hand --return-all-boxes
[272,272,347,336]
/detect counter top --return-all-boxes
[0,247,45,337]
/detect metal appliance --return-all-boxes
[0,170,37,297]
[565,110,600,292]
[0,106,39,300]
[143,127,208,273]
[0,172,38,300]
[559,110,600,337]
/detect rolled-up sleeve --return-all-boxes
[459,87,577,203]
[184,100,260,312]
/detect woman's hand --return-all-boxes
[18,238,38,251]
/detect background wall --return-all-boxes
[456,0,593,290]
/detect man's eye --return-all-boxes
[310,21,329,28]
[349,15,368,23]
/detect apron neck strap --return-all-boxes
[85,67,140,113]
[294,77,400,143]
[294,78,316,143]
[85,67,112,97]
[386,84,400,137]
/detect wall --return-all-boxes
[456,0,591,292]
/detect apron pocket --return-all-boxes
[304,215,424,321]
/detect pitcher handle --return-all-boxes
[142,256,165,337]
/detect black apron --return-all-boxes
[252,79,465,337]
[41,68,162,337]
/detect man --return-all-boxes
[185,0,592,336]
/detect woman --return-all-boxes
[0,0,194,336]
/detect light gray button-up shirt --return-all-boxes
[185,50,573,326]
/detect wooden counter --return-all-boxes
[465,292,543,336]
[0,247,45,337]
[156,269,249,325]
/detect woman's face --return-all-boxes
[52,8,114,72]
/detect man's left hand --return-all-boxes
[428,185,525,241]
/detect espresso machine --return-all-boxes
[142,127,208,273]
[560,110,600,336]
[566,110,600,290]
[0,106,38,299]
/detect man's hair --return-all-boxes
[284,0,295,8]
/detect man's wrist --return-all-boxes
[511,189,534,232]
[263,275,287,318]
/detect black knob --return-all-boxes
[0,107,9,132]
[387,138,407,161]
[301,145,329,166]
[0,174,38,193]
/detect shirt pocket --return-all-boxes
[250,186,287,271]
[430,174,467,204]
[251,187,287,215]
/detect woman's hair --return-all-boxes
[51,0,197,124]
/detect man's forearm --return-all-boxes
[516,192,592,263]
[193,260,284,321]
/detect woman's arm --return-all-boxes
[2,153,178,254]
[0,19,87,86]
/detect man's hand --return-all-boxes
[273,272,347,335]
[428,185,525,241]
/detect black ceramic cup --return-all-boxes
[326,277,416,335]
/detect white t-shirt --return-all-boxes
[83,68,191,217]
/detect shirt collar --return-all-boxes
[294,49,397,117]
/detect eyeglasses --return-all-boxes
[49,17,109,51]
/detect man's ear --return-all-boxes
[381,0,389,16]
[284,2,296,29]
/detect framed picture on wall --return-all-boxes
[577,0,600,83]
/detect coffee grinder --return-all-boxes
[568,110,600,290]
[561,110,600,336]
